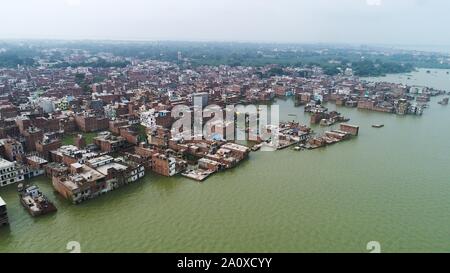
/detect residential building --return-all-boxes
[93,132,127,153]
[1,139,24,162]
[52,155,145,204]
[0,158,24,187]
[151,153,186,176]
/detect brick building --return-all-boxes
[93,132,127,153]
[36,138,62,160]
[1,139,24,162]
[75,114,109,132]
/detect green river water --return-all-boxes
[0,69,449,253]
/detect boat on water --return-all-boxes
[372,124,384,128]
[438,97,449,105]
[18,185,57,217]
[251,143,262,152]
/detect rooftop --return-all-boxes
[221,143,249,152]
[26,155,48,164]
[87,155,114,167]
[66,165,106,189]
[0,158,14,168]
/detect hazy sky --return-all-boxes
[1,0,449,46]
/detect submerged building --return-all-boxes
[0,197,8,227]
[52,155,145,204]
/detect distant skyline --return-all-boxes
[1,0,450,52]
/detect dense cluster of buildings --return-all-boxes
[0,46,446,214]
[296,76,444,116]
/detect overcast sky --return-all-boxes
[1,0,449,47]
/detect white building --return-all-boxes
[0,158,25,188]
[39,98,55,113]
[140,109,157,129]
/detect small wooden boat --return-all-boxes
[372,124,384,128]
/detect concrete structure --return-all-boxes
[74,114,109,132]
[0,197,8,227]
[52,155,145,204]
[1,139,24,162]
[193,92,209,107]
[198,158,223,172]
[36,137,62,160]
[220,143,250,161]
[93,132,127,153]
[340,124,360,136]
[50,145,99,166]
[0,158,24,187]
[39,98,55,113]
[150,153,186,177]
[23,155,48,179]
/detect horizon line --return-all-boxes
[1,37,450,55]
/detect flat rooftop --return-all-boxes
[96,162,128,175]
[221,143,249,152]
[26,155,48,164]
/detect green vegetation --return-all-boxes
[93,76,106,83]
[62,132,98,146]
[75,73,85,85]
[51,58,130,68]
[0,52,35,68]
[136,124,148,143]
[2,41,450,77]
[315,60,415,76]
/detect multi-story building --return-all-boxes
[0,158,24,187]
[52,163,106,204]
[22,127,43,152]
[74,113,109,132]
[0,119,20,139]
[36,137,62,160]
[87,155,145,188]
[52,155,145,204]
[23,155,48,179]
[151,153,186,176]
[0,104,18,119]
[192,92,209,107]
[220,143,250,161]
[1,139,24,162]
[50,145,99,166]
[93,132,127,153]
[0,197,8,227]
